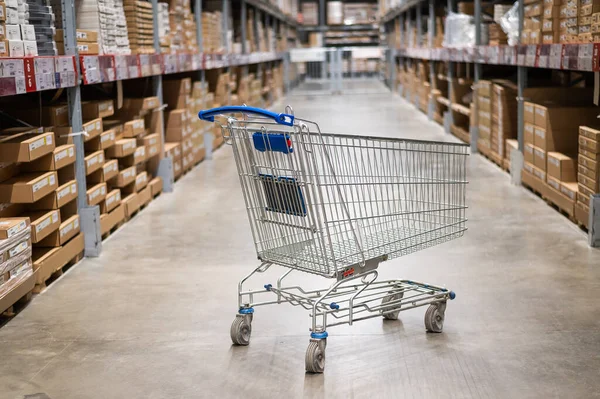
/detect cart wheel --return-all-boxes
[230,315,252,345]
[381,291,404,320]
[305,340,326,373]
[424,303,445,333]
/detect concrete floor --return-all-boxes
[2,81,600,399]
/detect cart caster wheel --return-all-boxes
[424,303,445,333]
[381,291,403,320]
[305,340,326,373]
[230,314,252,346]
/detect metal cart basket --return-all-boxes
[199,105,469,373]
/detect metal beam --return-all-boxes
[61,0,102,257]
[471,0,482,154]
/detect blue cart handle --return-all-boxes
[198,106,294,126]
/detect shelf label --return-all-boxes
[525,45,537,67]
[549,44,563,69]
[536,45,550,68]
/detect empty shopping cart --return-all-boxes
[198,105,469,373]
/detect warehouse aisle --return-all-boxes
[2,84,600,399]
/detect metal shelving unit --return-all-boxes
[0,0,299,258]
[381,0,599,246]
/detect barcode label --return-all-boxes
[36,216,52,233]
[57,185,71,199]
[9,241,28,257]
[55,149,68,162]
[60,221,73,237]
[32,177,49,192]
[6,221,27,238]
[29,137,47,151]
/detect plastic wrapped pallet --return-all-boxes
[0,218,33,302]
[443,11,489,47]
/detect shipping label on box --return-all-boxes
[116,166,136,187]
[85,150,104,175]
[87,183,107,206]
[103,189,121,213]
[0,217,29,240]
[54,144,75,169]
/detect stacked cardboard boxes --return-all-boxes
[0,0,52,57]
[0,217,34,314]
[157,2,171,52]
[167,0,199,53]
[301,2,318,25]
[124,0,155,54]
[476,80,492,154]
[491,81,517,161]
[56,29,101,55]
[202,11,222,53]
[522,0,542,44]
[576,126,600,225]
[0,125,84,292]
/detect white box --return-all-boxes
[0,58,25,77]
[0,25,5,40]
[20,24,35,41]
[23,40,37,56]
[5,24,21,40]
[6,7,19,24]
[7,39,24,56]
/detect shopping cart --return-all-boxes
[199,105,469,373]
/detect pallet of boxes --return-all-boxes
[575,126,600,228]
[521,94,599,220]
[0,121,84,293]
[109,95,163,222]
[0,216,33,316]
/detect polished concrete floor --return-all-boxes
[2,81,600,399]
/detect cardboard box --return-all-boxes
[106,139,137,158]
[560,182,578,201]
[0,131,55,162]
[133,171,148,192]
[122,97,160,111]
[546,174,562,192]
[19,144,75,173]
[28,180,77,211]
[26,210,60,243]
[524,143,535,164]
[580,126,600,141]
[141,136,159,160]
[149,177,162,197]
[578,172,600,191]
[85,129,117,152]
[81,100,115,120]
[579,135,600,153]
[0,203,23,218]
[122,119,145,138]
[547,152,576,181]
[534,146,546,170]
[101,189,121,214]
[123,193,140,218]
[165,142,181,160]
[524,123,535,144]
[0,217,29,240]
[579,147,600,161]
[100,203,125,235]
[578,153,599,172]
[84,150,105,175]
[0,172,57,203]
[578,163,598,180]
[524,102,536,124]
[86,183,107,207]
[0,162,18,183]
[115,166,136,187]
[55,118,103,143]
[33,233,84,286]
[87,160,118,184]
[36,214,79,247]
[138,185,151,207]
[546,176,575,215]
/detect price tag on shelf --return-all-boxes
[578,43,594,71]
[525,45,537,67]
[98,56,116,82]
[192,54,201,70]
[139,54,151,76]
[0,58,25,78]
[126,55,140,79]
[517,45,527,66]
[80,55,102,84]
[33,57,54,75]
[549,44,562,69]
[57,71,76,88]
[164,54,178,74]
[487,46,499,64]
[151,54,163,75]
[114,55,128,80]
[536,44,550,68]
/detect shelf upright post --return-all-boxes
[194,0,204,84]
[398,13,404,96]
[241,0,250,82]
[415,5,423,107]
[512,0,526,185]
[266,13,273,105]
[283,22,290,93]
[319,0,325,29]
[151,0,174,193]
[471,0,482,154]
[445,0,455,135]
[223,0,231,104]
[428,0,436,119]
[60,0,102,257]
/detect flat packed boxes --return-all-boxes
[124,0,155,54]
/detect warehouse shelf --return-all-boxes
[394,44,600,72]
[242,0,297,27]
[299,24,379,32]
[78,51,286,85]
[0,56,78,97]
